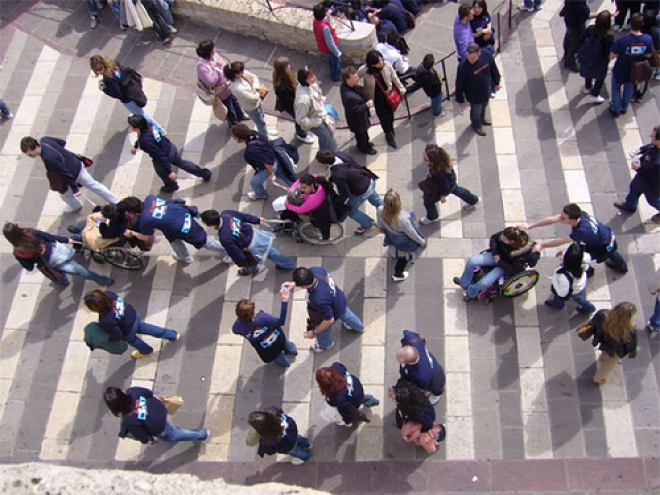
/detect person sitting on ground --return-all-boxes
[454,226,538,301]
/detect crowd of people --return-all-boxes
[0,0,658,462]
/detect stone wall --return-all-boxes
[174,0,377,64]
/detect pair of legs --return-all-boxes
[545,290,596,314]
[609,74,635,114]
[373,94,395,145]
[53,258,113,286]
[457,252,506,299]
[422,186,478,221]
[125,314,177,354]
[250,158,294,198]
[430,94,443,117]
[287,435,313,461]
[604,250,628,273]
[647,297,660,331]
[239,246,295,274]
[593,351,620,384]
[310,123,338,152]
[273,339,298,367]
[245,105,269,138]
[613,0,640,27]
[140,0,172,40]
[0,98,11,117]
[222,94,246,126]
[469,101,490,129]
[618,176,660,214]
[563,24,585,70]
[157,421,208,442]
[122,100,165,134]
[347,179,384,230]
[315,307,365,348]
[61,165,119,212]
[326,53,342,82]
[154,146,211,191]
[394,257,409,278]
[583,77,605,97]
[170,236,228,263]
[354,130,375,154]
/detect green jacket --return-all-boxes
[84,322,128,355]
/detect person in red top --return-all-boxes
[313,3,342,82]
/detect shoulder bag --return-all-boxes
[196,62,218,106]
[372,74,402,111]
[629,36,652,84]
[418,175,438,200]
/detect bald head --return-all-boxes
[396,346,419,365]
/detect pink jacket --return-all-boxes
[197,53,232,100]
[285,176,326,214]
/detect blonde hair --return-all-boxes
[603,301,636,343]
[424,144,453,174]
[89,55,118,77]
[381,188,402,227]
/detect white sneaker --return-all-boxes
[222,255,233,264]
[1,112,13,119]
[268,129,279,137]
[296,134,315,144]
[290,457,305,465]
[168,25,177,34]
[247,192,267,201]
[173,253,193,264]
[392,272,409,282]
[655,72,660,81]
[429,394,441,405]
[463,199,478,211]
[589,95,605,104]
[62,203,83,214]
[419,217,439,225]
[517,4,533,12]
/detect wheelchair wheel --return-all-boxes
[101,247,144,271]
[298,222,344,245]
[499,270,539,298]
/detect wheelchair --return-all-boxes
[266,219,345,245]
[72,216,144,270]
[470,266,539,303]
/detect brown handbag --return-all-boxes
[418,175,438,200]
[259,83,270,100]
[576,321,596,341]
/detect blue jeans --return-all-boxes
[223,94,245,126]
[123,100,165,135]
[250,169,270,198]
[267,246,294,270]
[310,123,338,152]
[362,394,379,407]
[287,435,313,461]
[430,94,443,117]
[523,0,542,7]
[458,252,506,299]
[125,314,177,354]
[55,258,112,285]
[0,98,10,116]
[649,297,660,330]
[316,306,365,347]
[327,53,342,82]
[610,73,635,113]
[157,421,208,442]
[605,250,628,273]
[545,290,596,313]
[157,0,174,26]
[347,179,383,230]
[469,101,487,129]
[246,106,268,138]
[86,0,98,16]
[274,339,298,367]
[623,177,660,212]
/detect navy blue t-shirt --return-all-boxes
[257,407,298,455]
[326,362,365,424]
[306,267,347,321]
[611,33,654,83]
[98,291,138,342]
[139,195,207,248]
[232,301,288,363]
[569,212,612,249]
[119,387,167,444]
[398,330,445,395]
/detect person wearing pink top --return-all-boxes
[196,40,246,126]
[282,174,333,240]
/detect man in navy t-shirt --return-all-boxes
[609,13,653,116]
[520,203,627,273]
[397,330,446,405]
[129,195,228,264]
[291,266,365,353]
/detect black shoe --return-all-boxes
[452,277,462,287]
[160,184,179,193]
[385,133,397,149]
[67,225,82,234]
[363,147,377,155]
[435,424,446,443]
[586,266,595,278]
[202,170,212,182]
[474,127,487,136]
[613,201,635,213]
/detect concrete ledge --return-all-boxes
[175,0,377,64]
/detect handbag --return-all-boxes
[629,36,652,84]
[372,74,402,111]
[576,321,595,341]
[418,175,438,200]
[649,50,660,70]
[161,395,184,415]
[197,80,216,106]
[46,171,67,193]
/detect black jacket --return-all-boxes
[407,64,442,98]
[13,229,69,271]
[101,65,147,107]
[455,50,501,105]
[634,144,659,196]
[39,137,83,194]
[340,82,370,134]
[488,230,538,276]
[563,0,591,29]
[591,310,638,358]
[327,152,371,203]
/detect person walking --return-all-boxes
[291,266,365,353]
[294,67,338,152]
[89,55,166,135]
[561,0,596,72]
[272,57,314,144]
[376,189,425,282]
[224,62,273,138]
[645,267,660,334]
[247,407,313,465]
[20,136,119,214]
[389,378,446,454]
[340,66,377,155]
[396,330,446,404]
[419,143,479,225]
[315,149,383,235]
[312,3,342,82]
[196,40,246,126]
[357,50,406,148]
[4,222,113,287]
[608,13,654,117]
[128,115,212,194]
[589,302,638,385]
[316,362,379,427]
[613,124,660,223]
[233,283,298,367]
[544,242,596,314]
[84,289,179,359]
[520,203,629,273]
[455,43,501,137]
[200,209,294,276]
[104,386,209,444]
[406,54,444,118]
[577,10,614,104]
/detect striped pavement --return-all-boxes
[0,0,658,491]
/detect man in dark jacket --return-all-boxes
[340,66,377,155]
[455,43,501,136]
[20,136,119,213]
[561,0,596,71]
[316,149,383,235]
[614,124,660,223]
